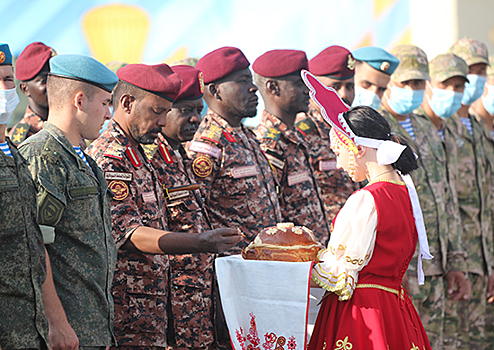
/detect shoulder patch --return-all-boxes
[201,124,223,144]
[141,144,159,161]
[38,190,65,226]
[192,156,213,177]
[295,117,316,137]
[104,142,126,160]
[263,127,281,141]
[108,180,130,200]
[11,123,30,146]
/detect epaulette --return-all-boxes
[295,117,316,137]
[103,142,126,160]
[262,126,281,141]
[41,138,62,163]
[11,123,30,145]
[141,144,159,161]
[200,123,224,144]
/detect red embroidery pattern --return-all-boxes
[235,313,298,350]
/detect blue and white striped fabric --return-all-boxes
[437,128,445,140]
[460,117,473,137]
[0,142,12,157]
[73,146,93,172]
[398,116,415,141]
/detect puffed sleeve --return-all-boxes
[312,189,377,301]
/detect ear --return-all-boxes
[19,82,29,97]
[356,145,367,158]
[73,91,84,112]
[208,83,222,101]
[120,94,135,114]
[266,80,280,97]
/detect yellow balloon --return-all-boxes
[82,4,150,64]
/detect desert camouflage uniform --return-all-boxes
[295,102,357,224]
[8,106,44,146]
[255,110,331,245]
[18,122,117,347]
[0,139,49,349]
[186,109,282,254]
[87,120,169,348]
[141,133,215,349]
[442,112,494,350]
[380,107,467,349]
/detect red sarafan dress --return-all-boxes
[309,180,432,350]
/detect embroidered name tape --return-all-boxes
[105,171,133,181]
[189,141,221,159]
[319,160,337,171]
[287,171,310,186]
[142,191,157,203]
[168,190,189,201]
[265,154,285,170]
[231,165,259,179]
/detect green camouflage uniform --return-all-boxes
[0,139,49,349]
[19,122,118,347]
[443,38,494,350]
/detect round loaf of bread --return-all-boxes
[242,223,324,262]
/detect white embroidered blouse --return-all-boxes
[312,189,377,301]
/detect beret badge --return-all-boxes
[347,55,356,70]
[380,61,390,71]
[0,52,5,64]
[199,71,204,94]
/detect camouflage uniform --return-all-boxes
[141,133,215,349]
[0,139,49,349]
[8,106,44,146]
[442,112,494,350]
[255,110,331,245]
[87,120,170,348]
[18,122,117,347]
[295,102,357,224]
[186,109,283,254]
[380,107,467,349]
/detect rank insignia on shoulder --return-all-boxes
[201,124,223,144]
[104,143,126,160]
[108,180,130,200]
[192,156,213,177]
[141,144,159,161]
[126,146,142,167]
[263,127,281,141]
[11,123,29,145]
[295,117,316,137]
[159,143,173,164]
[222,129,236,142]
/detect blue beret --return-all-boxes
[49,54,118,92]
[352,47,400,75]
[0,43,13,66]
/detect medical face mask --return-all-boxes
[462,74,487,106]
[387,86,425,115]
[481,84,494,116]
[0,88,20,125]
[352,86,382,110]
[429,88,463,119]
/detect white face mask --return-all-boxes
[352,86,382,110]
[0,88,20,125]
[481,84,494,116]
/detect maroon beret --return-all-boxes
[253,49,308,77]
[15,42,56,81]
[117,63,182,102]
[195,47,250,84]
[309,46,355,79]
[171,65,204,101]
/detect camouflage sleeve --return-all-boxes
[258,138,285,185]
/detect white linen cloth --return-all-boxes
[215,255,313,350]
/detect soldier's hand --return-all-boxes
[446,270,470,301]
[201,228,244,253]
[487,274,494,303]
[49,320,79,350]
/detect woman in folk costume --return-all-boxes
[301,70,433,350]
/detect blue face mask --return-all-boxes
[429,88,463,119]
[387,86,424,115]
[482,84,494,116]
[352,86,381,110]
[462,74,487,106]
[100,107,113,134]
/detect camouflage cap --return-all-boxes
[390,45,430,82]
[429,54,469,83]
[447,37,489,66]
[487,56,494,77]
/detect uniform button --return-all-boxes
[45,148,50,151]
[54,152,58,155]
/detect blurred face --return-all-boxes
[355,62,390,98]
[24,64,49,108]
[431,76,467,92]
[317,75,355,105]
[217,68,258,118]
[130,93,172,144]
[80,88,112,140]
[163,97,203,143]
[469,63,487,76]
[277,74,310,114]
[0,65,15,90]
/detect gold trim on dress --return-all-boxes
[367,179,405,186]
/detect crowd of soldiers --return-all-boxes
[0,35,493,350]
